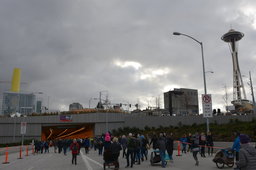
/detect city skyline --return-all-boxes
[0,0,256,112]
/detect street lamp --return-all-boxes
[173,31,210,132]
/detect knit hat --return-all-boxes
[105,132,111,142]
[239,134,250,144]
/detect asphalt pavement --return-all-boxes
[0,147,234,170]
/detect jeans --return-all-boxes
[159,150,166,167]
[126,149,135,167]
[72,153,77,164]
[193,150,199,161]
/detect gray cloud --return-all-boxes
[0,0,255,111]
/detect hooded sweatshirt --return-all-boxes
[236,143,256,170]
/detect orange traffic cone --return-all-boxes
[176,141,182,156]
[2,147,9,164]
[18,146,23,159]
[26,145,29,156]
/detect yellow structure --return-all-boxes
[11,68,21,92]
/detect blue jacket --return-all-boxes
[232,136,240,152]
[180,137,188,145]
[83,139,90,147]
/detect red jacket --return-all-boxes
[70,142,80,154]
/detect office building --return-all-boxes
[2,91,36,115]
[164,88,199,116]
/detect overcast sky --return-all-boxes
[1,0,256,112]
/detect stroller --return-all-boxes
[103,150,119,170]
[213,147,234,169]
[150,149,167,166]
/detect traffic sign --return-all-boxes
[20,122,27,135]
[202,94,213,118]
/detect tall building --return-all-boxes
[164,88,199,116]
[69,103,83,111]
[2,91,36,115]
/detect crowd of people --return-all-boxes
[32,131,256,169]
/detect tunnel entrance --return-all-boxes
[41,124,94,141]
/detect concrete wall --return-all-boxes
[0,112,255,144]
[0,113,126,144]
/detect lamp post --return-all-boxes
[173,32,210,132]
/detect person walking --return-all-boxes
[187,133,192,152]
[63,139,68,155]
[140,135,149,161]
[180,134,188,154]
[191,132,200,166]
[236,134,256,170]
[150,133,158,150]
[44,141,49,153]
[199,132,206,157]
[83,138,90,154]
[57,139,63,154]
[120,135,128,158]
[134,134,141,165]
[70,139,80,165]
[166,133,174,161]
[109,137,122,169]
[232,131,241,162]
[157,133,167,168]
[98,137,104,155]
[206,131,214,156]
[125,133,136,168]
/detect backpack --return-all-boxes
[128,138,136,148]
[73,144,78,151]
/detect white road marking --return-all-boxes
[27,167,34,170]
[83,153,103,168]
[80,151,93,170]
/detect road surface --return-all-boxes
[0,147,234,170]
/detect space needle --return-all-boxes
[221,29,250,112]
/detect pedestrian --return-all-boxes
[134,134,141,165]
[53,140,57,153]
[232,131,241,162]
[120,135,128,158]
[180,134,188,154]
[150,133,158,150]
[191,132,200,166]
[125,133,136,168]
[157,133,167,168]
[40,141,44,154]
[166,133,174,161]
[199,132,206,157]
[83,138,90,154]
[63,139,68,155]
[109,137,122,169]
[98,136,104,155]
[70,139,80,165]
[236,134,256,170]
[57,139,63,153]
[77,139,82,155]
[104,132,112,151]
[140,135,149,161]
[44,141,49,153]
[187,133,192,152]
[206,131,214,156]
[90,138,94,149]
